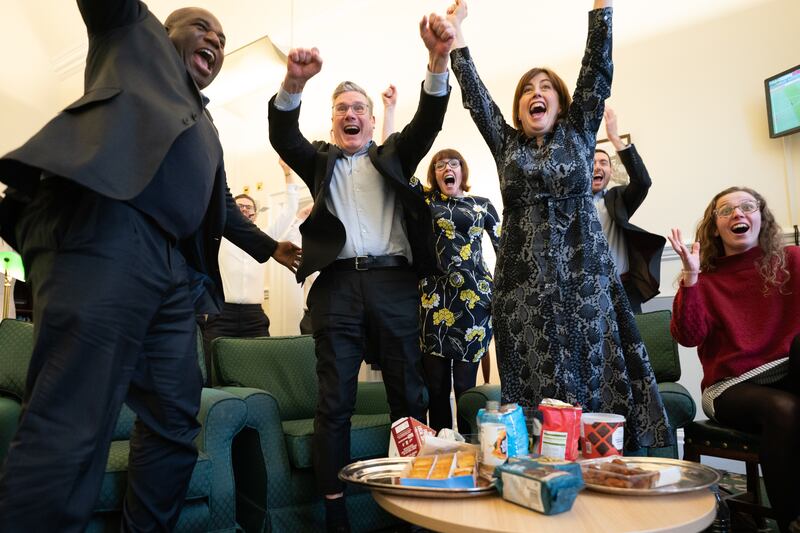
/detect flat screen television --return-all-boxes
[765,63,800,138]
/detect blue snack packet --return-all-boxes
[495,457,584,515]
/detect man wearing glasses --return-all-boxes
[268,14,454,533]
[202,194,272,380]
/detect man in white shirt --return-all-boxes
[202,194,270,379]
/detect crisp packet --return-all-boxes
[500,403,530,458]
[495,456,584,515]
[476,403,529,458]
[536,399,582,461]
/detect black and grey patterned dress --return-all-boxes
[450,8,672,450]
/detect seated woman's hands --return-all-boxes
[667,228,700,286]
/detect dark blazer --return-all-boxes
[268,85,448,283]
[603,144,666,303]
[0,0,276,308]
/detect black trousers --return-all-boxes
[0,179,202,532]
[203,302,269,383]
[421,354,479,435]
[307,267,427,495]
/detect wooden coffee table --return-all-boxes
[373,488,716,532]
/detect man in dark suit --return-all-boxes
[592,108,666,312]
[0,2,299,531]
[268,15,454,532]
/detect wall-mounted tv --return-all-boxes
[765,64,800,138]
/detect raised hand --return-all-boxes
[603,107,626,151]
[382,84,397,109]
[446,0,468,25]
[272,240,302,273]
[419,13,455,73]
[283,47,322,93]
[667,228,700,286]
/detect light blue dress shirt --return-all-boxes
[274,71,449,262]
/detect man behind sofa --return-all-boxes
[268,14,454,532]
[592,107,666,312]
[0,2,299,531]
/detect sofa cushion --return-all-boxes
[282,414,391,470]
[0,320,34,400]
[634,310,681,383]
[215,336,318,421]
[93,440,212,513]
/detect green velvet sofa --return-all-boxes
[212,335,398,532]
[0,319,247,532]
[458,310,696,458]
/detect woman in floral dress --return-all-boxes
[446,0,672,451]
[419,148,501,433]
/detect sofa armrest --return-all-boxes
[0,396,21,463]
[196,387,248,532]
[457,384,501,435]
[657,382,696,430]
[355,382,389,415]
[219,386,296,515]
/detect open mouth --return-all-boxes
[194,48,216,75]
[343,125,361,135]
[731,223,750,234]
[529,102,547,119]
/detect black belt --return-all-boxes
[328,255,409,272]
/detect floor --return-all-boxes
[711,471,778,533]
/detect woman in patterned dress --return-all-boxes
[669,187,800,532]
[445,0,672,451]
[419,149,501,433]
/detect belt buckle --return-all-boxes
[354,255,369,271]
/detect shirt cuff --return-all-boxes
[423,69,449,97]
[275,84,302,111]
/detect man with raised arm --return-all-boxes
[268,14,454,532]
[592,107,666,312]
[0,1,299,530]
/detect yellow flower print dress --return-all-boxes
[420,192,501,362]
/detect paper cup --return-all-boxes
[581,413,625,458]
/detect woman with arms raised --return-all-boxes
[445,0,671,452]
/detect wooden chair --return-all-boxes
[683,419,775,525]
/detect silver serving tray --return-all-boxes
[339,457,496,498]
[579,456,721,495]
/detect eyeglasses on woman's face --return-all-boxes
[714,200,760,218]
[434,159,461,171]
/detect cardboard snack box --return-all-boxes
[399,451,478,489]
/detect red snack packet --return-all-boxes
[536,399,582,461]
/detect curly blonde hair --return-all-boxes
[695,186,789,293]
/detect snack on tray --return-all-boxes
[399,451,478,489]
[581,458,658,489]
[495,457,584,515]
[430,455,453,479]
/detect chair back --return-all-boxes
[634,310,681,383]
[0,320,34,400]
[214,335,318,421]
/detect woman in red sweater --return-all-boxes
[668,186,799,533]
